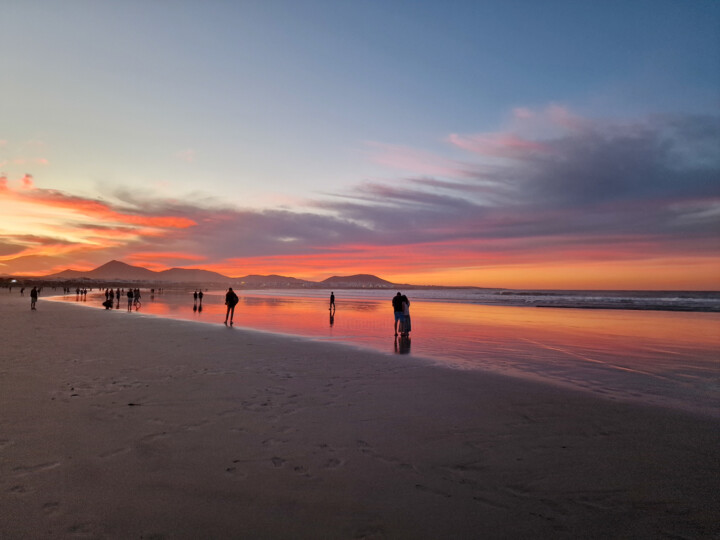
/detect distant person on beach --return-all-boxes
[198,290,203,305]
[133,288,141,309]
[193,290,198,304]
[224,287,239,325]
[329,292,335,311]
[392,292,410,337]
[30,287,38,310]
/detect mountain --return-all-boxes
[49,260,157,281]
[46,260,231,283]
[44,261,395,287]
[158,268,230,282]
[236,274,312,287]
[321,274,394,287]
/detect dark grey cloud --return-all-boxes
[108,112,720,262]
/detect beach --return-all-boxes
[1,294,718,539]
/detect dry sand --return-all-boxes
[1,294,718,539]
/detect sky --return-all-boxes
[1,0,719,289]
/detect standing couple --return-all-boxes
[392,292,411,337]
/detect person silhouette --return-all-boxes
[391,292,409,336]
[30,287,38,310]
[329,291,335,311]
[224,287,239,325]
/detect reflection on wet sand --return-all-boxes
[50,289,720,416]
[394,336,411,354]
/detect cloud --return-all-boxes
[176,149,196,163]
[367,142,466,177]
[447,133,551,158]
[2,107,718,285]
[3,185,197,229]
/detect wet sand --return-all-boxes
[1,294,718,538]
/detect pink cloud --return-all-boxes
[176,149,196,163]
[448,133,550,157]
[544,104,586,130]
[368,142,463,177]
[21,174,34,189]
[512,107,535,120]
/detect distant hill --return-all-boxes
[236,274,312,287]
[158,267,230,282]
[44,261,395,287]
[47,260,231,283]
[321,274,393,287]
[49,260,158,281]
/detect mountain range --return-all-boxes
[45,260,396,288]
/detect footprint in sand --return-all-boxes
[322,458,344,470]
[12,462,61,477]
[415,483,453,498]
[356,440,373,454]
[0,439,14,450]
[43,502,61,516]
[98,447,131,459]
[271,457,286,468]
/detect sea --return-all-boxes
[48,287,720,418]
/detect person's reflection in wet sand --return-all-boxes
[329,311,335,327]
[193,303,197,312]
[394,336,411,354]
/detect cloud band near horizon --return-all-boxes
[1,107,719,289]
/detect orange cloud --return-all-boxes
[127,251,207,265]
[3,184,196,229]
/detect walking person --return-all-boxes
[224,287,239,325]
[329,291,335,311]
[30,286,38,310]
[127,290,133,311]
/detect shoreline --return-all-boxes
[44,291,720,420]
[12,285,720,313]
[2,296,718,538]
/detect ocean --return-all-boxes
[48,287,720,417]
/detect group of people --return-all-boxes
[100,287,142,310]
[330,290,412,338]
[193,290,205,312]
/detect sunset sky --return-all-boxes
[2,1,719,289]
